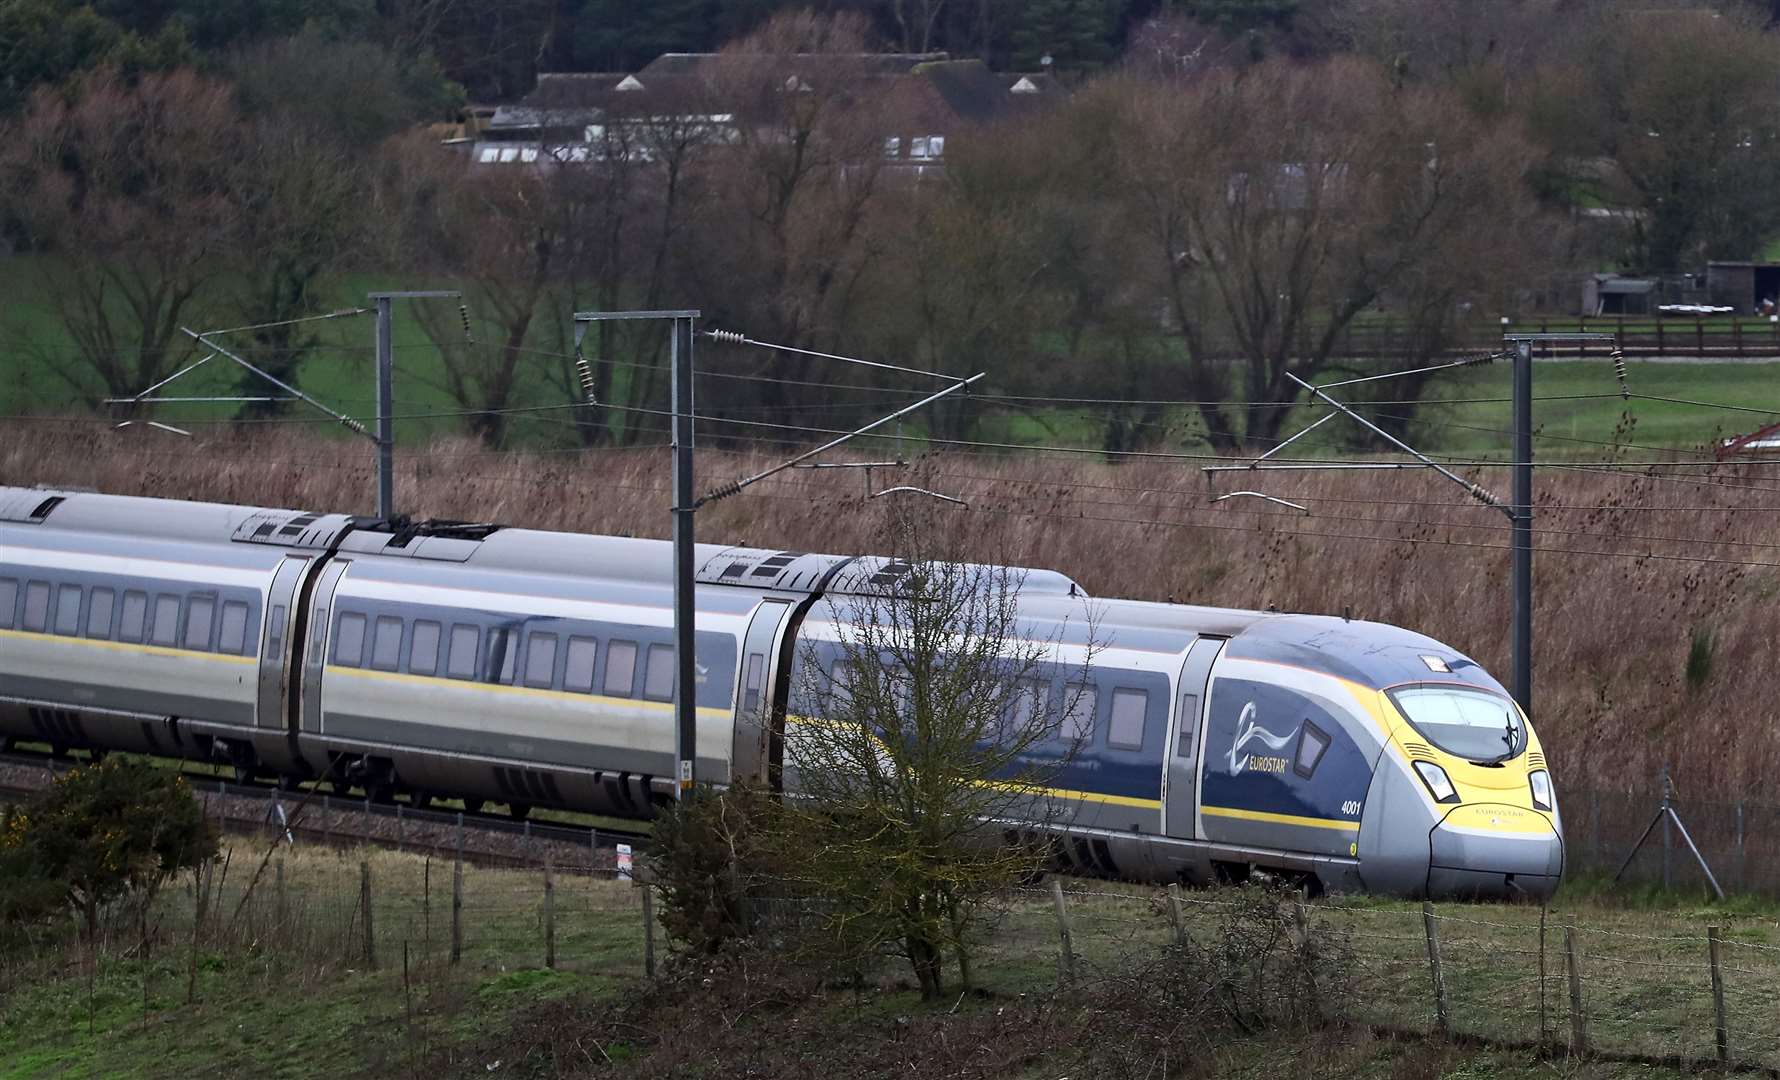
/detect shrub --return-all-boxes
[0,757,218,937]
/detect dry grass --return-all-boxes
[4,425,1777,802]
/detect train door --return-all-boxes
[1162,636,1224,841]
[256,556,314,732]
[732,599,792,785]
[299,560,353,736]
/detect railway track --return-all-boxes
[0,748,651,872]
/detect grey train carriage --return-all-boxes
[0,486,1564,899]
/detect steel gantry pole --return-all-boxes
[375,295,395,520]
[671,315,698,798]
[1511,338,1534,716]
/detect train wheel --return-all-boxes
[367,781,395,805]
[409,790,434,810]
[279,774,303,792]
[462,798,485,814]
[508,803,531,822]
[0,734,12,753]
[333,779,355,798]
[233,765,256,786]
[49,743,68,759]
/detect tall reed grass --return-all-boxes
[4,425,1773,798]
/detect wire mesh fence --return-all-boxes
[6,833,1778,1074]
[1564,787,1779,895]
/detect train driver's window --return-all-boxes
[149,594,181,647]
[22,580,49,632]
[0,577,17,629]
[333,612,367,667]
[1293,722,1331,779]
[446,624,479,679]
[743,653,765,714]
[87,587,115,639]
[605,640,638,697]
[54,584,82,636]
[219,601,249,654]
[370,615,403,671]
[1176,694,1199,759]
[184,596,215,651]
[642,643,674,701]
[1108,688,1148,750]
[119,591,147,642]
[564,636,597,693]
[410,620,441,676]
[1062,683,1097,745]
[525,632,558,689]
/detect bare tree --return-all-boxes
[778,509,1096,1001]
[0,68,244,406]
[1098,58,1545,451]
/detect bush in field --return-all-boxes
[650,783,778,955]
[0,758,218,938]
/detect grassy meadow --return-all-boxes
[2,838,1777,1079]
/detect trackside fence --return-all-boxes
[5,836,1779,1073]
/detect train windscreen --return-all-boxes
[1388,684,1524,763]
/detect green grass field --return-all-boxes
[3,835,1778,1079]
[7,252,1780,462]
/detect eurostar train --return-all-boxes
[0,485,1563,898]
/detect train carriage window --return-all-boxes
[1108,688,1148,750]
[410,620,441,676]
[0,578,15,629]
[1062,683,1097,744]
[1293,722,1331,779]
[22,580,49,632]
[564,636,597,693]
[743,653,765,714]
[643,643,675,701]
[184,596,215,651]
[333,612,367,667]
[53,584,81,636]
[447,624,479,679]
[149,594,181,647]
[219,601,249,654]
[485,627,517,684]
[119,590,147,642]
[1006,678,1046,735]
[605,640,638,697]
[370,615,403,671]
[87,587,115,639]
[1177,694,1200,759]
[525,633,559,689]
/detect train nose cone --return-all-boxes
[1427,803,1563,900]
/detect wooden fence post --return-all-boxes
[1537,906,1548,1046]
[360,860,376,970]
[641,885,656,978]
[1050,879,1075,987]
[1708,926,1729,1066]
[543,855,556,970]
[450,848,463,966]
[1565,921,1588,1055]
[1166,883,1187,947]
[1423,902,1450,1037]
[274,858,287,934]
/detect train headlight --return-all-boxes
[1413,761,1460,804]
[1529,769,1554,812]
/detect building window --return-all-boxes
[643,643,675,702]
[334,612,366,667]
[371,615,403,671]
[1108,688,1148,750]
[605,640,637,697]
[565,636,597,693]
[87,588,115,639]
[410,620,441,676]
